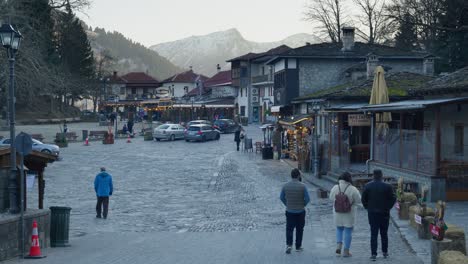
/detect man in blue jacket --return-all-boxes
[94,167,113,219]
[280,168,310,254]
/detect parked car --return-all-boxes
[153,124,185,141]
[186,120,212,127]
[213,119,239,133]
[0,138,60,157]
[184,124,220,142]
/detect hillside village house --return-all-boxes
[160,69,208,98]
[227,45,291,123]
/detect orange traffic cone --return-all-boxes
[84,137,89,146]
[25,220,46,259]
[126,134,131,143]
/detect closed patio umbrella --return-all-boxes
[369,66,392,136]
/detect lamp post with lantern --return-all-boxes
[0,23,23,213]
[312,103,321,178]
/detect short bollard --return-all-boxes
[50,206,71,247]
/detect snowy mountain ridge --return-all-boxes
[150,28,322,76]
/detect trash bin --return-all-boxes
[82,130,88,141]
[50,206,71,247]
[262,146,273,159]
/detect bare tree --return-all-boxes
[352,0,394,43]
[304,0,348,43]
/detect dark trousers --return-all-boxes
[96,196,109,218]
[236,141,240,151]
[368,211,390,255]
[286,211,305,249]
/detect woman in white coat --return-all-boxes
[329,172,362,257]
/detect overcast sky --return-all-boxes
[78,0,314,47]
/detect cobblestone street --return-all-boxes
[7,126,423,263]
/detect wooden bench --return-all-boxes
[55,132,78,142]
[31,134,45,142]
[89,131,107,140]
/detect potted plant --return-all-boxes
[54,133,68,148]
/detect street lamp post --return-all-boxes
[312,104,321,178]
[0,23,23,213]
[99,77,109,112]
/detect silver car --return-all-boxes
[153,124,185,141]
[184,124,220,142]
[0,138,60,156]
[186,120,212,127]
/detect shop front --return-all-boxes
[279,114,312,171]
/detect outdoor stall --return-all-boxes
[279,115,312,171]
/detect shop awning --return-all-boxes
[271,105,283,113]
[324,103,369,112]
[278,114,312,126]
[361,97,468,112]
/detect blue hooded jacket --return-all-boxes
[94,171,113,197]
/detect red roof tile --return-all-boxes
[162,70,209,83]
[204,70,232,88]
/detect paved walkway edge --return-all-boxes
[280,158,428,264]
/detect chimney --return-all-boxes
[367,54,379,79]
[423,58,435,75]
[189,66,193,71]
[306,42,311,46]
[216,64,221,72]
[341,27,355,51]
[113,71,117,77]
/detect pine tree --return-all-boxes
[435,0,468,71]
[395,12,419,51]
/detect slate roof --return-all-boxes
[410,66,468,95]
[162,70,209,83]
[277,42,431,59]
[120,72,160,84]
[204,70,232,88]
[294,72,435,101]
[226,45,291,62]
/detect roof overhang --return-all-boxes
[324,103,370,113]
[361,97,468,112]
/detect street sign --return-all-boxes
[414,214,422,225]
[15,132,33,156]
[348,114,371,126]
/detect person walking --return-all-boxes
[361,169,396,261]
[94,167,113,219]
[272,126,282,160]
[329,172,361,257]
[280,168,310,254]
[234,126,242,151]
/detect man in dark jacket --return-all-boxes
[94,167,113,219]
[280,169,310,254]
[361,169,396,261]
[234,126,242,151]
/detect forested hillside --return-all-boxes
[90,28,181,81]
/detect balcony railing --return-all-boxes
[252,75,272,84]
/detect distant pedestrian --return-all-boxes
[122,124,128,134]
[127,120,134,135]
[361,170,396,261]
[63,121,68,134]
[280,168,310,254]
[234,126,242,151]
[94,167,113,219]
[329,172,361,257]
[272,127,282,160]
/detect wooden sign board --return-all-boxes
[414,214,422,225]
[348,114,371,126]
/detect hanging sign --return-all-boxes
[430,224,440,236]
[414,214,422,225]
[348,114,371,126]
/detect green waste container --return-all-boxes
[50,206,71,247]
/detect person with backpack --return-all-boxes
[329,172,361,257]
[361,170,396,261]
[280,168,310,254]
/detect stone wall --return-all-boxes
[369,162,446,202]
[0,209,50,261]
[298,59,360,96]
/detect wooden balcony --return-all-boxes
[252,75,272,85]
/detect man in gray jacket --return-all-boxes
[280,168,310,254]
